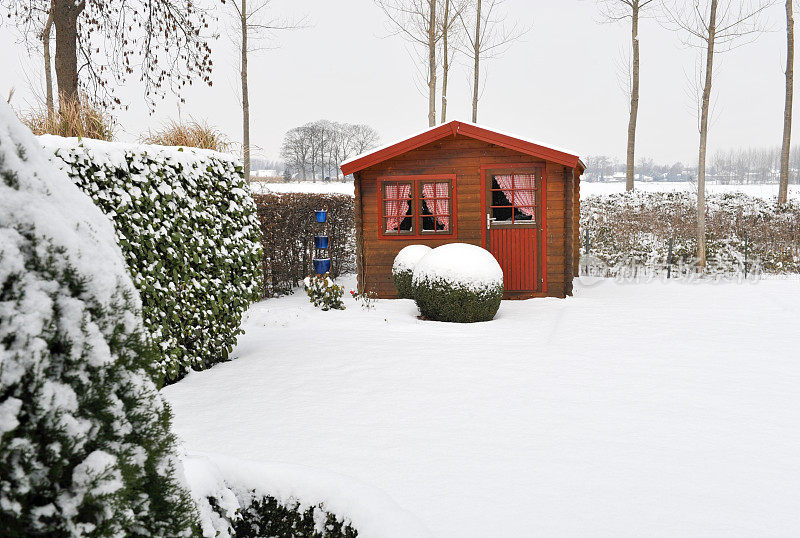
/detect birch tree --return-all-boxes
[459,0,527,123]
[376,0,441,126]
[663,0,772,268]
[597,0,656,191]
[228,0,305,182]
[779,0,793,205]
[439,0,468,122]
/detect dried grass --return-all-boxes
[18,95,115,141]
[141,119,231,152]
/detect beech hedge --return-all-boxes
[41,136,264,384]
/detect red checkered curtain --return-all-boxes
[422,183,450,230]
[495,174,514,204]
[512,174,535,216]
[385,183,411,231]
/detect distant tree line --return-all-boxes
[280,120,379,181]
[583,145,800,185]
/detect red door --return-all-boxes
[483,167,544,294]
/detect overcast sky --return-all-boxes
[0,0,794,164]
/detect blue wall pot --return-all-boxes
[315,210,327,223]
[314,235,329,249]
[313,258,331,274]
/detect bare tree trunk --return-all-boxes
[471,0,481,123]
[625,1,640,192]
[779,0,793,205]
[43,5,54,118]
[427,0,437,127]
[697,0,718,269]
[53,0,82,107]
[241,0,251,181]
[441,0,450,123]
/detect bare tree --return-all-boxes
[439,0,468,122]
[597,0,656,191]
[227,0,306,182]
[42,2,54,117]
[779,0,793,204]
[663,0,772,268]
[376,0,441,126]
[459,0,528,123]
[3,0,215,110]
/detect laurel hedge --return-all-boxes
[41,136,264,384]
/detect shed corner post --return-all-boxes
[564,166,575,297]
[353,172,366,294]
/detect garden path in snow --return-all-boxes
[163,276,800,537]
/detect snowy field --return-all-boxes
[163,276,800,537]
[249,180,800,201]
[581,181,800,199]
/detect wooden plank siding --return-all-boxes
[354,134,576,299]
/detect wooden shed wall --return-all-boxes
[354,134,577,299]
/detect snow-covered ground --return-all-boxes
[249,180,800,201]
[581,181,800,199]
[249,180,355,196]
[163,275,800,537]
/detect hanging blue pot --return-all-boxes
[314,235,329,249]
[313,258,331,274]
[315,210,327,223]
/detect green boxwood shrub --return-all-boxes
[41,136,264,384]
[391,245,431,299]
[231,494,357,538]
[411,244,503,323]
[0,102,196,536]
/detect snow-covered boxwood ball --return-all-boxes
[411,243,504,323]
[40,136,263,383]
[0,102,197,536]
[391,244,432,299]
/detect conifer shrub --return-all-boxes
[231,495,357,538]
[41,136,263,384]
[411,244,504,323]
[391,245,431,299]
[0,101,196,536]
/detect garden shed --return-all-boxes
[340,120,585,299]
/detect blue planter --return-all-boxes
[313,258,331,274]
[315,210,327,223]
[314,235,329,249]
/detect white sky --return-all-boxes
[0,0,793,164]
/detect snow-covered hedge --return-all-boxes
[581,191,800,277]
[411,244,504,323]
[0,102,196,535]
[41,136,263,383]
[183,453,430,538]
[392,245,431,299]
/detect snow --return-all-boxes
[163,275,800,536]
[392,244,431,273]
[412,243,503,291]
[249,181,355,196]
[581,181,800,200]
[183,451,430,538]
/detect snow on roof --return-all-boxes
[340,120,583,173]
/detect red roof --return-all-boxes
[340,120,584,176]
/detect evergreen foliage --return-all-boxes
[42,137,264,383]
[412,278,503,323]
[0,102,197,537]
[231,494,357,538]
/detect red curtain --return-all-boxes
[422,183,450,230]
[384,183,411,231]
[495,174,535,217]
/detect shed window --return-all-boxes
[380,176,456,238]
[491,173,538,224]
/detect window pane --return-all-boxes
[491,206,513,221]
[513,174,536,189]
[512,189,535,206]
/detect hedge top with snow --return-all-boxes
[0,101,195,536]
[41,135,264,384]
[412,243,503,291]
[392,244,432,274]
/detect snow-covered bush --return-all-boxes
[581,191,800,277]
[392,245,432,299]
[304,273,345,311]
[41,136,263,383]
[411,244,503,323]
[0,102,196,535]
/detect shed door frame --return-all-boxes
[480,163,548,294]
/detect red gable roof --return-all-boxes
[340,120,584,176]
